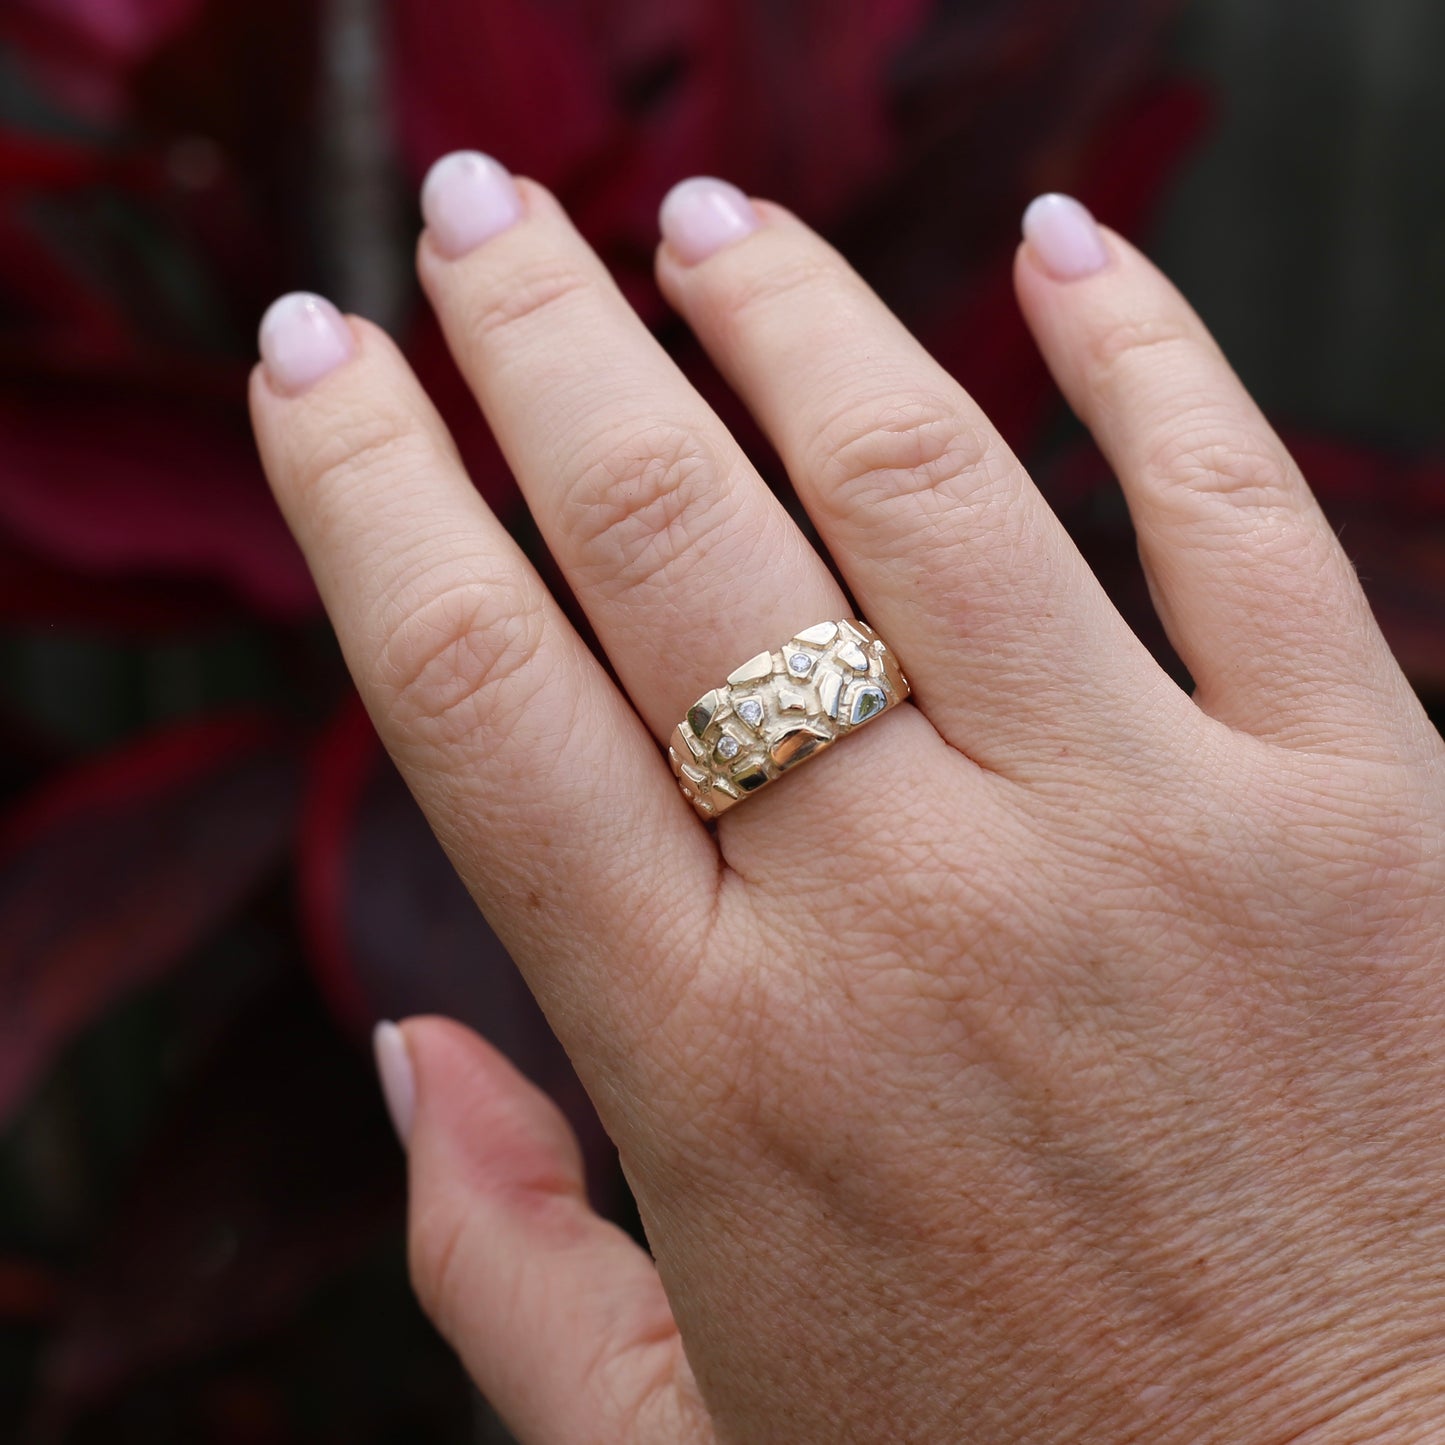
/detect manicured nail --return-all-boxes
[421,150,523,259]
[373,1021,415,1148]
[659,176,760,264]
[258,292,355,394]
[1022,193,1110,281]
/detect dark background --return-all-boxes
[1,1,1441,1440]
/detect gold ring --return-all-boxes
[668,619,909,819]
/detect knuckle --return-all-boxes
[1145,428,1298,513]
[1083,311,1194,390]
[462,260,592,349]
[1081,306,1306,517]
[377,575,548,742]
[292,409,434,505]
[561,424,735,592]
[809,396,998,518]
[715,251,838,329]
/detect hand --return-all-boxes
[249,160,1445,1444]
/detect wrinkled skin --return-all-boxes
[251,172,1445,1444]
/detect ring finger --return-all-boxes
[654,181,1195,776]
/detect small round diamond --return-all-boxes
[717,735,740,760]
[787,652,814,676]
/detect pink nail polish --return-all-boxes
[1022,193,1110,281]
[373,1021,415,1148]
[258,292,355,394]
[659,176,760,264]
[421,150,523,259]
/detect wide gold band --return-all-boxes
[668,619,909,819]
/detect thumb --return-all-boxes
[373,1017,712,1445]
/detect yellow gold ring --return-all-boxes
[668,619,909,819]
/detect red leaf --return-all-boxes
[0,379,318,620]
[0,0,205,121]
[921,79,1212,453]
[0,209,134,356]
[388,0,613,193]
[9,0,201,63]
[1073,80,1215,239]
[0,712,300,1124]
[294,697,377,1038]
[387,0,934,282]
[0,129,134,192]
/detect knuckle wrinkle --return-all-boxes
[379,578,547,739]
[563,424,733,591]
[812,398,997,516]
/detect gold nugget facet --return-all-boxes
[667,619,909,819]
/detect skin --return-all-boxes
[249,183,1445,1444]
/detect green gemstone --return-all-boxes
[850,686,886,724]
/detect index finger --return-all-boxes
[249,296,717,1058]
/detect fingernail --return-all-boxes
[659,176,760,264]
[1022,193,1110,281]
[373,1021,415,1148]
[258,292,355,394]
[421,150,523,259]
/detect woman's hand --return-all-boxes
[249,160,1445,1444]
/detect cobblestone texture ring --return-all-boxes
[667,619,910,819]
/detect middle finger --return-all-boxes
[416,152,848,750]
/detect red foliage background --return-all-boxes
[0,1,1439,1439]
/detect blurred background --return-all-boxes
[0,0,1441,1439]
